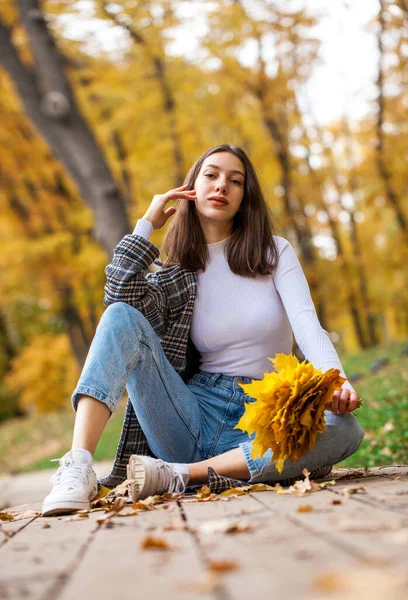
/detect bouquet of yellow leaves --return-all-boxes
[235,353,348,473]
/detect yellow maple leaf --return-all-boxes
[235,354,347,473]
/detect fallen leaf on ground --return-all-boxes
[140,535,174,550]
[63,513,90,522]
[292,473,313,495]
[195,485,213,498]
[109,479,134,498]
[220,487,248,497]
[269,470,335,496]
[181,495,219,503]
[220,482,276,497]
[131,500,155,512]
[97,497,126,523]
[297,504,313,513]
[91,485,111,504]
[5,510,40,522]
[318,479,336,489]
[207,560,239,573]
[162,522,189,532]
[342,485,367,496]
[90,497,115,509]
[198,518,252,534]
[0,512,14,522]
[182,488,219,503]
[247,483,277,492]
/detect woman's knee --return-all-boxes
[101,302,148,330]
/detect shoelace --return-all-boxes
[157,460,186,493]
[50,456,91,488]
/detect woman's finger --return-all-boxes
[346,392,360,413]
[331,389,341,414]
[338,389,350,413]
[164,207,177,217]
[165,189,196,201]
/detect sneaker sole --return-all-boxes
[42,499,91,517]
[127,455,153,502]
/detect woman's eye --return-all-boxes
[232,180,242,185]
[204,173,215,178]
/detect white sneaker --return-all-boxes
[42,449,98,516]
[127,455,188,502]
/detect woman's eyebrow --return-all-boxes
[204,164,245,177]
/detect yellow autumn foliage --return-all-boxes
[235,354,347,473]
[5,333,79,413]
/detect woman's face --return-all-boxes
[193,152,245,227]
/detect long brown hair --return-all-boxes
[162,144,279,277]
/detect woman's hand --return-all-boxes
[326,389,361,415]
[142,184,197,230]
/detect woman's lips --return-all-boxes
[208,198,227,207]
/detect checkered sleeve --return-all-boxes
[104,234,168,336]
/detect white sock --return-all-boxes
[71,448,93,464]
[168,462,190,486]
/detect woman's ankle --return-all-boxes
[70,448,93,463]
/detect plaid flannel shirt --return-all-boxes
[98,233,333,493]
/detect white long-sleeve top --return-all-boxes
[134,219,353,391]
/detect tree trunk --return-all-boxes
[297,114,371,349]
[112,129,133,208]
[58,284,93,366]
[0,1,132,257]
[0,308,18,364]
[261,106,328,330]
[376,0,408,241]
[337,116,379,346]
[251,37,327,328]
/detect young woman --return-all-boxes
[42,144,364,516]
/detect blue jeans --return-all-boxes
[72,303,364,482]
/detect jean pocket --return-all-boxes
[189,373,212,386]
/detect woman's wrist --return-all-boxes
[133,218,154,240]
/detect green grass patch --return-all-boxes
[338,340,408,468]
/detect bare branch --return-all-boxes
[102,2,184,186]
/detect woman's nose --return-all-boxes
[215,180,227,193]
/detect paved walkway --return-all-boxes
[0,462,113,509]
[1,465,408,599]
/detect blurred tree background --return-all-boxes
[0,0,407,425]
